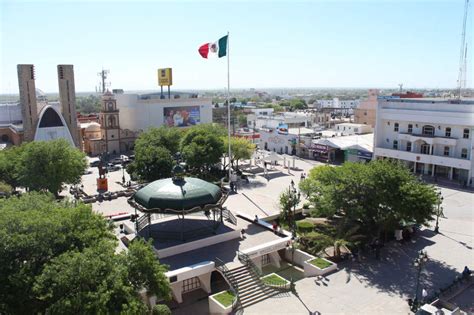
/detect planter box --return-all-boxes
[303,257,337,277]
[209,290,235,315]
[261,273,291,290]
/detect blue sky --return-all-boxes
[0,0,471,93]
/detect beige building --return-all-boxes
[82,92,139,156]
[354,89,378,127]
[1,65,80,148]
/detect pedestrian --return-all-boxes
[421,288,428,303]
[374,239,381,260]
[300,173,304,180]
[254,215,258,222]
[230,181,234,192]
[462,266,471,279]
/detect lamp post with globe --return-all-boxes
[411,250,429,312]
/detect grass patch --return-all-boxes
[261,273,288,285]
[212,290,235,307]
[309,257,332,269]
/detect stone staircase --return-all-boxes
[229,264,282,310]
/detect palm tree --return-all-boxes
[326,224,365,260]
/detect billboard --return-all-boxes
[158,68,173,86]
[164,106,200,127]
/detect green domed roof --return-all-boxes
[133,177,222,211]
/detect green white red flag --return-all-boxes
[198,35,228,59]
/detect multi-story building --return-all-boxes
[374,98,474,186]
[115,93,213,132]
[354,89,378,127]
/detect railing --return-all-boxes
[222,208,238,225]
[215,257,241,310]
[238,251,292,291]
[136,214,149,232]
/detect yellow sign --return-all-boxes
[158,68,173,86]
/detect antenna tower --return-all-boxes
[457,0,470,98]
[97,69,110,94]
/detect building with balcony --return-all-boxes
[374,98,474,186]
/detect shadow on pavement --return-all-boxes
[345,231,460,299]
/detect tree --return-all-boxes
[15,139,86,196]
[237,114,247,127]
[134,127,182,156]
[0,181,12,197]
[127,127,182,182]
[127,146,174,182]
[299,160,438,240]
[289,99,307,111]
[223,137,255,169]
[0,193,170,314]
[76,94,101,114]
[0,145,23,189]
[180,125,224,172]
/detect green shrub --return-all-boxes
[296,220,314,233]
[152,304,171,315]
[298,231,333,255]
[303,202,310,209]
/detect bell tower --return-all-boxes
[99,91,121,155]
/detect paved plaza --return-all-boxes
[79,156,473,314]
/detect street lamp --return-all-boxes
[121,159,126,185]
[411,250,429,312]
[288,180,301,265]
[434,191,444,234]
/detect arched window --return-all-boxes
[422,125,435,136]
[108,116,116,128]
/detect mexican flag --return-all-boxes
[198,35,228,59]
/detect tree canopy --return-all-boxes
[0,139,87,195]
[223,136,255,169]
[180,124,225,172]
[127,127,182,182]
[76,94,101,114]
[0,193,170,314]
[299,160,438,239]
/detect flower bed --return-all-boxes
[209,290,235,315]
[303,257,337,277]
[309,257,332,269]
[261,273,290,289]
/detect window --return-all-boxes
[406,141,412,152]
[393,140,398,149]
[444,146,450,156]
[422,125,435,136]
[182,277,201,293]
[461,148,468,159]
[421,144,430,154]
[445,127,451,137]
[261,254,271,266]
[463,128,470,139]
[394,123,399,132]
[408,124,413,133]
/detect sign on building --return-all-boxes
[158,68,173,86]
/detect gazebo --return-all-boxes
[128,166,229,241]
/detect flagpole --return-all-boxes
[227,31,232,184]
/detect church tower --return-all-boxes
[57,65,80,147]
[100,91,121,154]
[17,64,38,141]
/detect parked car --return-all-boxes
[90,160,101,167]
[110,158,123,165]
[107,163,121,172]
